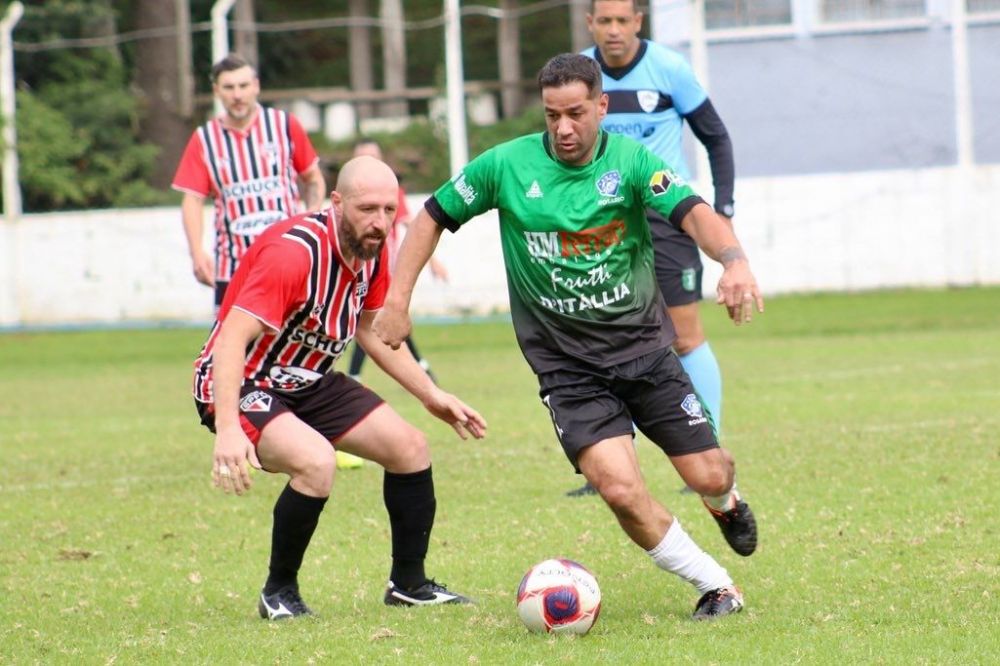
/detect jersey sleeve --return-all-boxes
[425,148,500,232]
[361,244,391,311]
[171,132,212,197]
[665,51,709,116]
[287,114,320,174]
[635,144,705,229]
[231,242,309,330]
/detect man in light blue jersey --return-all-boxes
[567,0,735,497]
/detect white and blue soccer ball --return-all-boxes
[516,558,602,635]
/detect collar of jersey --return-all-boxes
[542,130,609,168]
[594,39,648,81]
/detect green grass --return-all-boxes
[1,287,999,664]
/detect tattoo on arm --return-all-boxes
[719,246,746,266]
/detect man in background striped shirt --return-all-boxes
[172,54,327,308]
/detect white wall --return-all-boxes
[1,164,998,328]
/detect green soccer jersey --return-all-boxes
[428,131,705,374]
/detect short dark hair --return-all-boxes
[211,53,256,82]
[537,53,603,98]
[591,0,639,11]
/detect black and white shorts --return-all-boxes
[196,372,384,445]
[537,347,718,471]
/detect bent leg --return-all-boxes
[255,412,336,595]
[336,404,437,590]
[578,434,671,549]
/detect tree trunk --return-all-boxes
[569,0,591,53]
[134,0,193,189]
[380,0,408,118]
[498,0,523,119]
[233,0,258,67]
[349,0,375,120]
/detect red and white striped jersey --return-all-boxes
[172,105,319,282]
[192,209,389,403]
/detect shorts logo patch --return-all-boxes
[681,393,707,426]
[681,268,697,292]
[240,391,273,413]
[649,170,671,196]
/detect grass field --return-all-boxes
[1,288,998,664]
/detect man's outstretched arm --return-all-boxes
[372,208,445,348]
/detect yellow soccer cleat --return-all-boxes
[336,450,364,469]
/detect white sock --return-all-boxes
[646,519,733,594]
[702,484,740,513]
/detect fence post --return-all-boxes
[1,1,24,223]
[950,0,974,169]
[211,0,238,116]
[444,0,469,175]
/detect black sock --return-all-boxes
[383,466,435,590]
[404,336,423,364]
[263,483,328,595]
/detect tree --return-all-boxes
[133,0,193,188]
[13,0,162,210]
[380,0,407,117]
[348,0,375,121]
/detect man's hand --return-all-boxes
[715,259,764,325]
[421,387,487,440]
[212,426,262,495]
[191,250,215,287]
[372,303,412,350]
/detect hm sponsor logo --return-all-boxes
[524,219,626,259]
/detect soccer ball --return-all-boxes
[516,558,601,635]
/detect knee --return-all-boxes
[293,449,336,496]
[673,329,705,356]
[385,426,430,472]
[689,457,734,496]
[597,478,647,518]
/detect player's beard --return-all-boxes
[339,216,386,261]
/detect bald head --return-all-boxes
[335,155,398,198]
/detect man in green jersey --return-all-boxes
[373,54,763,620]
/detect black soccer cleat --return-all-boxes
[705,499,758,556]
[383,579,473,607]
[258,585,313,620]
[565,481,598,497]
[692,585,744,621]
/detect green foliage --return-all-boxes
[15,90,88,209]
[1,288,999,662]
[315,103,548,192]
[11,0,166,211]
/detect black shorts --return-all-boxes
[537,348,718,471]
[648,209,703,307]
[195,372,384,445]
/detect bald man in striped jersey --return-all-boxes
[193,155,486,620]
[173,54,327,309]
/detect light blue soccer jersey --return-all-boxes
[583,40,706,179]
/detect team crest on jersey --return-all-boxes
[355,281,369,299]
[240,391,273,413]
[637,90,660,113]
[260,141,279,161]
[596,170,621,197]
